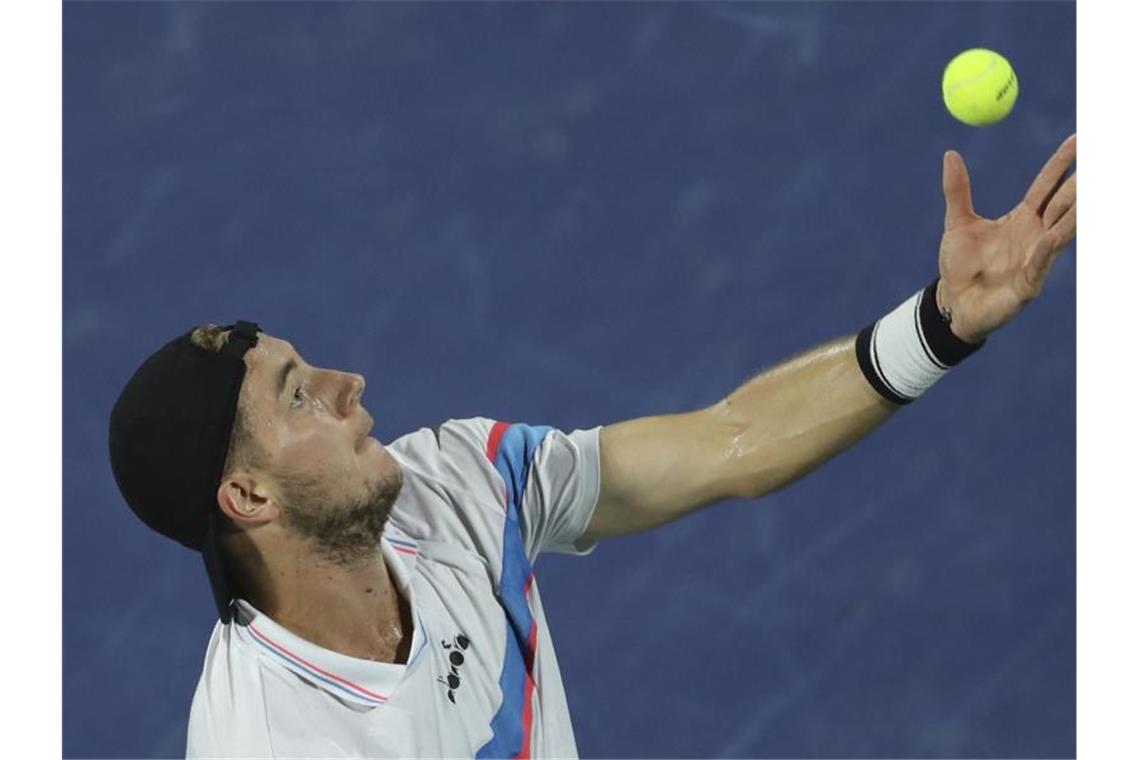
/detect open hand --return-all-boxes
[936,134,1076,343]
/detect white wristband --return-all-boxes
[856,280,985,404]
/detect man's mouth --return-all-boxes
[357,412,375,448]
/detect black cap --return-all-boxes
[108,321,261,622]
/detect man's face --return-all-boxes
[236,332,403,561]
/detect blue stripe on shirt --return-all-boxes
[478,423,552,759]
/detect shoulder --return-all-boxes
[403,417,562,470]
[388,417,500,462]
[384,417,506,523]
[387,417,510,500]
[388,418,592,499]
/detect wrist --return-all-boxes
[855,278,986,405]
[935,279,987,344]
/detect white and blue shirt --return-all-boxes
[186,418,601,758]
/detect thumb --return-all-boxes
[943,150,976,227]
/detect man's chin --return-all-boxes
[376,460,404,508]
[279,462,404,566]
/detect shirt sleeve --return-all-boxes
[446,418,602,563]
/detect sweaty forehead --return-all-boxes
[240,333,298,395]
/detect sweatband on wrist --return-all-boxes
[855,279,985,404]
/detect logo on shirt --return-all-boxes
[437,633,471,705]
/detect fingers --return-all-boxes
[1021,138,1077,300]
[1024,133,1077,216]
[943,150,976,226]
[1052,201,1077,250]
[1022,205,1076,297]
[1022,233,1063,298]
[1042,173,1076,230]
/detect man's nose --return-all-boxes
[340,372,365,415]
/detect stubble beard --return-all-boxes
[276,464,405,566]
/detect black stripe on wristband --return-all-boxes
[919,279,986,366]
[912,295,949,371]
[856,323,912,405]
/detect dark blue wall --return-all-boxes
[64,2,1075,757]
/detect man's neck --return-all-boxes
[258,546,412,665]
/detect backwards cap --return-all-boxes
[108,321,261,622]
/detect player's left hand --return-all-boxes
[935,133,1076,344]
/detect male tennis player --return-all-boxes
[109,135,1075,758]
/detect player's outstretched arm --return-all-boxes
[582,134,1077,541]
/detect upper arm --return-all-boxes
[468,419,603,560]
[582,406,750,541]
[390,418,603,561]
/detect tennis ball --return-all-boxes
[942,48,1018,126]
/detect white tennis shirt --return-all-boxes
[186,418,602,758]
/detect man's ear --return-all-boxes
[216,474,279,527]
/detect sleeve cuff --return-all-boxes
[548,426,602,557]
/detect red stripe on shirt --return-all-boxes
[514,619,539,759]
[247,623,388,702]
[486,420,510,462]
[512,572,539,758]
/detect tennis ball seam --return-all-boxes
[943,52,1002,99]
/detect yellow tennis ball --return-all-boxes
[942,48,1019,126]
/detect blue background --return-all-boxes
[64,2,1075,757]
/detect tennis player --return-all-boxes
[108,135,1075,758]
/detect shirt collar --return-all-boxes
[231,532,422,708]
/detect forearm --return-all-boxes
[707,334,898,499]
[591,335,899,539]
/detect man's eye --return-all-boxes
[290,386,304,408]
